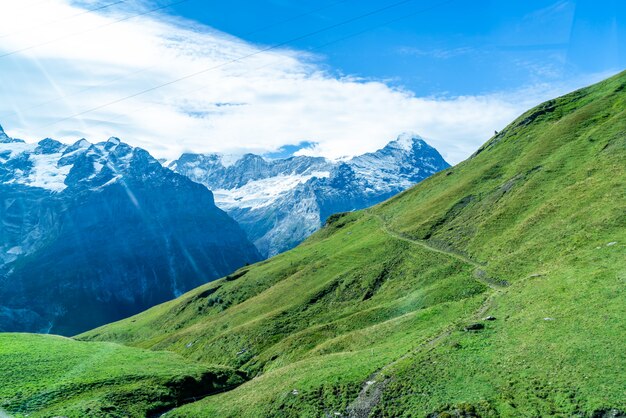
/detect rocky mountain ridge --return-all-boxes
[0,125,260,334]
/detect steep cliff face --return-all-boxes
[171,134,450,257]
[0,128,260,335]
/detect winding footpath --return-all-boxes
[346,215,508,417]
[375,214,507,291]
[160,214,508,418]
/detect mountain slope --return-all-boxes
[0,133,260,335]
[81,71,626,417]
[50,71,626,416]
[171,134,449,257]
[0,333,245,417]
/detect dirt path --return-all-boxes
[161,215,508,418]
[346,323,456,418]
[346,216,509,417]
[377,218,482,268]
[346,287,503,418]
[375,215,507,291]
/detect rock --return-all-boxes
[591,408,626,418]
[483,316,496,321]
[464,323,484,331]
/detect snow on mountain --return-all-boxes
[0,135,143,193]
[348,133,445,193]
[170,153,332,191]
[1,139,70,192]
[172,133,450,257]
[0,126,260,335]
[0,124,10,143]
[393,131,422,151]
[214,171,331,211]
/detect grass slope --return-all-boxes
[0,334,244,417]
[75,71,626,416]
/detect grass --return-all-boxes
[0,334,245,417]
[8,71,626,416]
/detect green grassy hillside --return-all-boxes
[76,71,626,417]
[0,334,245,417]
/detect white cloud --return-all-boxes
[0,0,610,164]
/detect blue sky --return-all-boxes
[0,0,623,163]
[168,0,625,95]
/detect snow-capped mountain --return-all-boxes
[171,133,450,257]
[169,153,333,212]
[0,124,260,335]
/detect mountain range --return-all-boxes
[170,133,450,257]
[0,129,260,335]
[0,128,447,335]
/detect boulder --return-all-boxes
[464,323,484,331]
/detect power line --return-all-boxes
[0,0,355,120]
[0,0,191,59]
[119,0,458,120]
[0,0,129,39]
[308,0,457,52]
[242,0,351,37]
[76,0,458,157]
[0,65,154,120]
[39,0,421,128]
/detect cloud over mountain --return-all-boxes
[0,1,608,164]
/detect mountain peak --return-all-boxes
[0,124,24,144]
[171,132,449,257]
[36,138,65,155]
[103,137,122,151]
[74,139,91,148]
[241,153,266,162]
[390,132,425,152]
[61,139,91,158]
[0,127,8,143]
